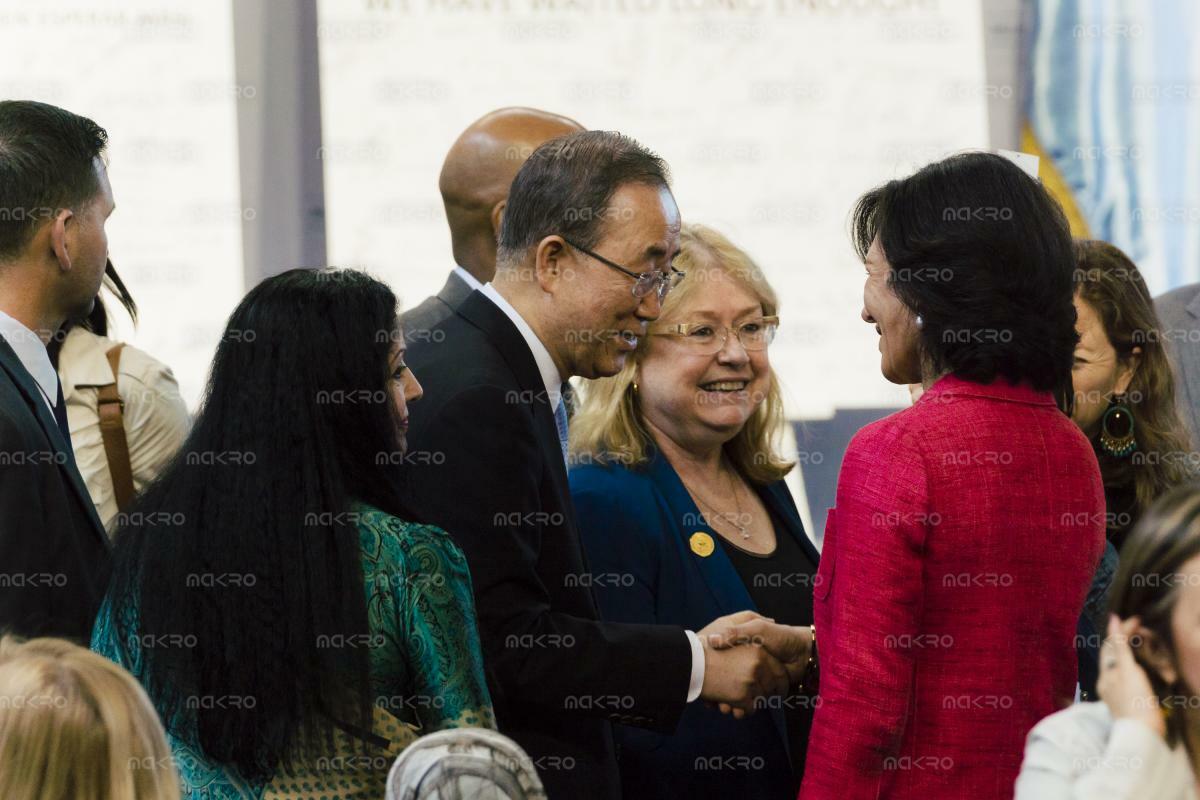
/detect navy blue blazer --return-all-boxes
[0,335,110,640]
[570,449,819,800]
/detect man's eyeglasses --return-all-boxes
[560,236,685,302]
[651,316,780,355]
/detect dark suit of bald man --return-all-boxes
[400,269,474,343]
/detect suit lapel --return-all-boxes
[1185,289,1200,321]
[645,451,755,613]
[437,271,474,311]
[455,292,578,532]
[645,451,792,751]
[1182,293,1200,411]
[0,336,108,545]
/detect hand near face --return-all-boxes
[1097,615,1166,738]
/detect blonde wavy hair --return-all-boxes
[0,636,180,800]
[569,223,793,484]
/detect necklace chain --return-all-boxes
[688,467,750,541]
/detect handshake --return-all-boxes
[698,610,814,718]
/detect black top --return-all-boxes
[716,500,818,781]
[1105,481,1138,552]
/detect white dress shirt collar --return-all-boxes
[453,266,484,292]
[478,283,563,410]
[0,309,58,413]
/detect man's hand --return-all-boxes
[697,611,791,718]
[724,619,813,685]
[696,610,768,649]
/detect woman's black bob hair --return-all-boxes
[851,151,1078,394]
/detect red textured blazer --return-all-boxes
[799,375,1105,800]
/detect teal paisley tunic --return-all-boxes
[91,503,496,799]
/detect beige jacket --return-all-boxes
[58,327,190,534]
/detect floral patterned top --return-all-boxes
[91,503,496,799]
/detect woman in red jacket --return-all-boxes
[799,153,1107,800]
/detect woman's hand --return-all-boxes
[1096,614,1166,738]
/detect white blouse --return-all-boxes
[1016,701,1197,799]
[58,327,190,535]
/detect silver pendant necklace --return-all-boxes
[689,468,750,541]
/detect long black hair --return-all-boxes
[107,267,411,780]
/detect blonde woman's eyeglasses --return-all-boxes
[651,316,779,355]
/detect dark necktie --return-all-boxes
[560,380,577,419]
[52,377,74,455]
[554,396,569,467]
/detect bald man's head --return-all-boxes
[439,107,583,283]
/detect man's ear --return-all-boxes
[533,235,571,294]
[49,208,74,273]
[1115,346,1142,396]
[490,200,507,242]
[1135,625,1179,685]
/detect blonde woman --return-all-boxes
[0,636,179,800]
[569,223,816,799]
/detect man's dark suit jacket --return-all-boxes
[0,335,110,641]
[1156,283,1200,446]
[399,270,473,341]
[401,291,692,800]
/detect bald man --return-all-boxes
[400,107,583,339]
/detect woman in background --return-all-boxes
[1072,240,1193,548]
[570,224,816,799]
[51,259,190,534]
[1016,482,1200,799]
[0,635,180,800]
[1070,240,1193,698]
[800,153,1106,800]
[93,268,494,798]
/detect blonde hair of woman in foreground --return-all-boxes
[0,636,179,800]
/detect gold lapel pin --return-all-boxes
[689,532,715,558]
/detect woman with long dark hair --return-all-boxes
[1070,240,1194,699]
[1072,240,1193,546]
[91,268,494,798]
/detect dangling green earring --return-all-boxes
[1100,393,1137,457]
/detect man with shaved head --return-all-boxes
[400,107,583,338]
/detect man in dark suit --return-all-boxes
[0,101,113,640]
[1156,283,1200,444]
[402,130,807,799]
[400,107,583,339]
